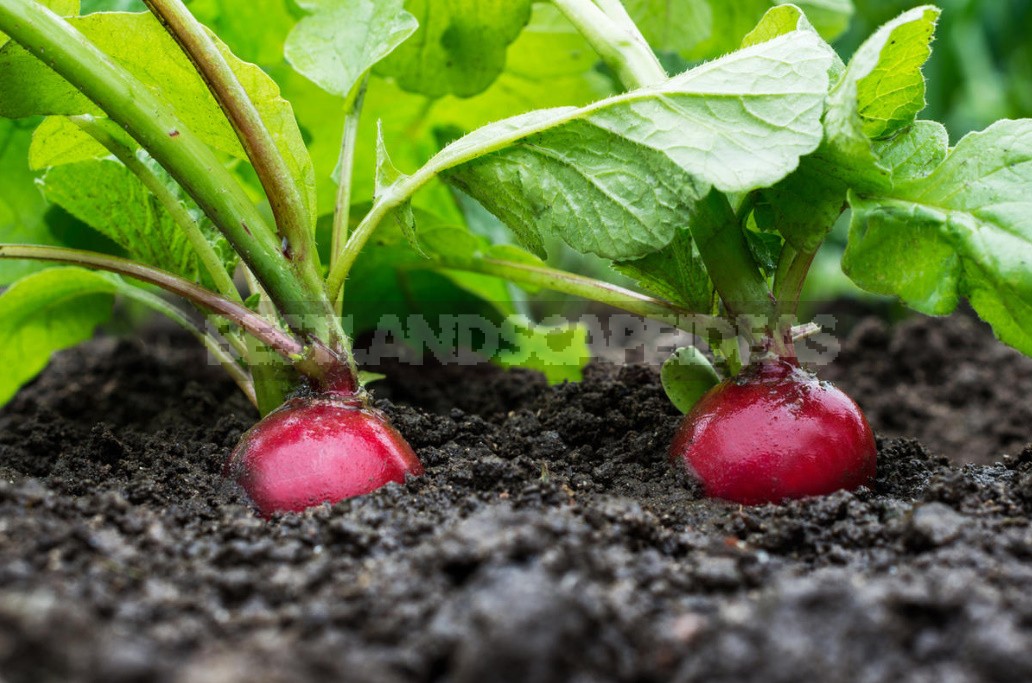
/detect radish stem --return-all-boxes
[551,0,667,89]
[331,73,369,281]
[142,0,319,283]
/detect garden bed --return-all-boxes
[3,311,1032,682]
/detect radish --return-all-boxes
[669,358,876,505]
[226,393,423,515]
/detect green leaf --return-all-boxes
[344,216,587,378]
[0,119,61,284]
[625,0,853,61]
[28,115,107,169]
[843,119,1032,355]
[426,5,611,132]
[344,217,512,334]
[613,227,714,313]
[873,119,948,182]
[375,123,422,255]
[38,158,203,278]
[374,0,532,98]
[753,152,849,252]
[289,3,610,222]
[0,267,114,405]
[0,11,317,228]
[494,316,589,384]
[439,28,834,261]
[741,4,813,48]
[823,5,940,187]
[285,0,417,98]
[854,6,939,140]
[661,346,720,413]
[753,6,939,252]
[185,0,294,64]
[792,0,854,43]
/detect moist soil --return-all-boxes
[3,311,1032,683]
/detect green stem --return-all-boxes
[240,267,294,414]
[331,74,369,277]
[142,0,320,285]
[551,0,666,89]
[70,115,242,303]
[431,256,715,332]
[327,189,400,299]
[592,0,656,60]
[773,244,817,318]
[0,244,307,360]
[769,244,817,360]
[0,0,314,333]
[690,191,774,320]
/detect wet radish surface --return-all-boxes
[3,312,1032,682]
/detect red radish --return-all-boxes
[225,394,423,515]
[670,358,876,505]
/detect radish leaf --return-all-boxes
[823,5,940,187]
[843,120,1032,354]
[285,0,417,99]
[873,119,948,182]
[662,346,719,413]
[0,267,114,405]
[625,0,853,60]
[613,227,714,314]
[438,28,834,260]
[38,157,235,280]
[756,5,939,252]
[374,0,532,98]
[0,119,62,285]
[29,116,106,169]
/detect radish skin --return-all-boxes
[226,395,423,515]
[670,359,876,504]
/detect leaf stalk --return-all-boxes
[141,0,321,288]
[551,0,667,89]
[331,73,370,278]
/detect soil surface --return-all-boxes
[3,312,1032,682]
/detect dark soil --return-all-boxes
[2,312,1032,683]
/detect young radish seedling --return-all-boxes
[1,1,1031,510]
